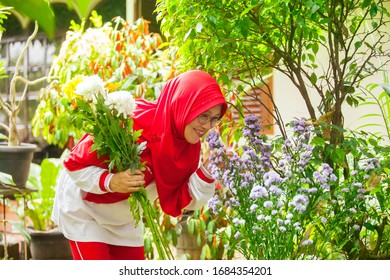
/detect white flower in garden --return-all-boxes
[75,75,105,101]
[250,204,258,212]
[279,226,287,232]
[289,194,309,213]
[105,91,136,118]
[301,239,313,246]
[257,214,265,221]
[349,208,357,214]
[264,201,273,208]
[73,27,112,60]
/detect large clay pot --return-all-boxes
[175,220,202,260]
[27,228,72,260]
[0,143,37,188]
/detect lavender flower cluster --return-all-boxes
[206,115,337,259]
[206,114,389,259]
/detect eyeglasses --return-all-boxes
[198,113,222,127]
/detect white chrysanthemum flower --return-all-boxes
[105,91,136,118]
[75,75,105,101]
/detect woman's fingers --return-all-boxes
[109,169,145,193]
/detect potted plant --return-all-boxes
[0,20,45,188]
[12,156,72,260]
[0,0,58,188]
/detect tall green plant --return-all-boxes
[17,158,63,231]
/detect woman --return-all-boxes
[52,70,228,260]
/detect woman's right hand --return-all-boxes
[109,169,145,193]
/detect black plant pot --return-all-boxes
[0,143,37,188]
[27,228,72,260]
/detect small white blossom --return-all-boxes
[105,91,136,118]
[250,204,258,212]
[264,201,273,208]
[75,75,106,101]
[279,226,287,232]
[349,208,357,214]
[293,222,301,227]
[302,239,314,246]
[256,214,264,221]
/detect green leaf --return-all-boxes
[363,222,376,232]
[1,0,55,39]
[0,171,14,185]
[184,28,195,41]
[380,84,390,96]
[310,73,317,85]
[0,132,7,141]
[369,3,378,18]
[187,219,195,235]
[354,41,362,49]
[361,0,371,8]
[312,42,319,54]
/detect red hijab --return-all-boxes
[133,70,227,216]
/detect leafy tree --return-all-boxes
[156,0,390,147]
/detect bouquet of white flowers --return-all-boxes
[72,75,173,259]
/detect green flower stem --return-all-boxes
[130,189,174,260]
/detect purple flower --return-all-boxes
[263,170,282,187]
[208,195,222,215]
[289,194,309,213]
[206,130,223,150]
[250,184,269,199]
[243,115,261,141]
[264,201,273,208]
[250,204,258,212]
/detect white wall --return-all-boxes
[272,8,390,139]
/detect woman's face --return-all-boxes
[184,104,223,144]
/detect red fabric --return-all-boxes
[196,168,215,184]
[64,70,227,216]
[69,240,145,260]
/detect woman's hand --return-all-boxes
[109,169,145,193]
